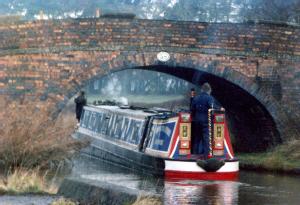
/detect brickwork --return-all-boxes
[0,18,299,145]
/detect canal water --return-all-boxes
[71,155,300,205]
[0,155,299,204]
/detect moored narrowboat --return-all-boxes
[74,104,239,180]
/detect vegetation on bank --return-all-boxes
[51,197,77,205]
[0,106,85,172]
[0,105,163,205]
[0,169,56,195]
[0,168,162,204]
[132,195,162,205]
[0,105,86,196]
[49,195,162,205]
[238,140,300,173]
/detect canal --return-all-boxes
[0,155,299,205]
[70,155,300,205]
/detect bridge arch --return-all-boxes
[1,19,299,151]
[62,53,287,152]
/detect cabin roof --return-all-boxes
[85,105,156,118]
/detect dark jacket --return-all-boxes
[191,92,219,124]
[74,95,87,119]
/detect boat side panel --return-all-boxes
[75,132,165,176]
[145,117,180,158]
[80,109,148,146]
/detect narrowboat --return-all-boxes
[74,104,239,180]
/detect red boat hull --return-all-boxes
[165,170,239,181]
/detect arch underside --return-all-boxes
[103,65,281,152]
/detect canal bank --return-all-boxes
[58,177,162,205]
[237,139,300,175]
[0,195,60,205]
[239,157,300,175]
[57,156,164,205]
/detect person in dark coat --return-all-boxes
[190,88,196,154]
[74,91,87,123]
[190,88,196,111]
[191,83,222,158]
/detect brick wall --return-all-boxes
[0,18,299,145]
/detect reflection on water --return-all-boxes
[238,171,300,205]
[164,180,239,205]
[71,155,164,194]
[72,155,300,205]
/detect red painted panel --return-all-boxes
[165,170,239,181]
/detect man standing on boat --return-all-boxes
[190,88,196,154]
[191,83,222,159]
[190,88,196,110]
[74,90,87,123]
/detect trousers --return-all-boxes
[192,122,209,157]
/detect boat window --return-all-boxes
[147,120,176,152]
[107,113,116,137]
[95,112,103,133]
[100,113,110,135]
[112,115,124,139]
[81,110,91,128]
[94,112,102,132]
[129,121,139,144]
[132,122,140,144]
[120,117,129,141]
[137,122,145,144]
[123,118,133,143]
[147,124,156,147]
[88,112,97,131]
[127,120,135,143]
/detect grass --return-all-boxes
[238,140,300,173]
[0,168,57,195]
[50,195,162,205]
[0,105,87,196]
[0,105,86,172]
[51,197,78,205]
[131,195,162,205]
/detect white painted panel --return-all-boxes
[165,160,239,173]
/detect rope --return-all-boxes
[208,108,213,157]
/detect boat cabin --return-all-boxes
[78,105,235,160]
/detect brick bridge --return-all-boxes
[0,17,299,152]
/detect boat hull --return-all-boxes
[75,132,239,180]
[165,160,239,180]
[75,132,165,177]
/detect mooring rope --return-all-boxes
[208,108,213,157]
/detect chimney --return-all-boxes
[95,8,101,18]
[39,10,44,20]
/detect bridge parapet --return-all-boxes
[0,18,299,60]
